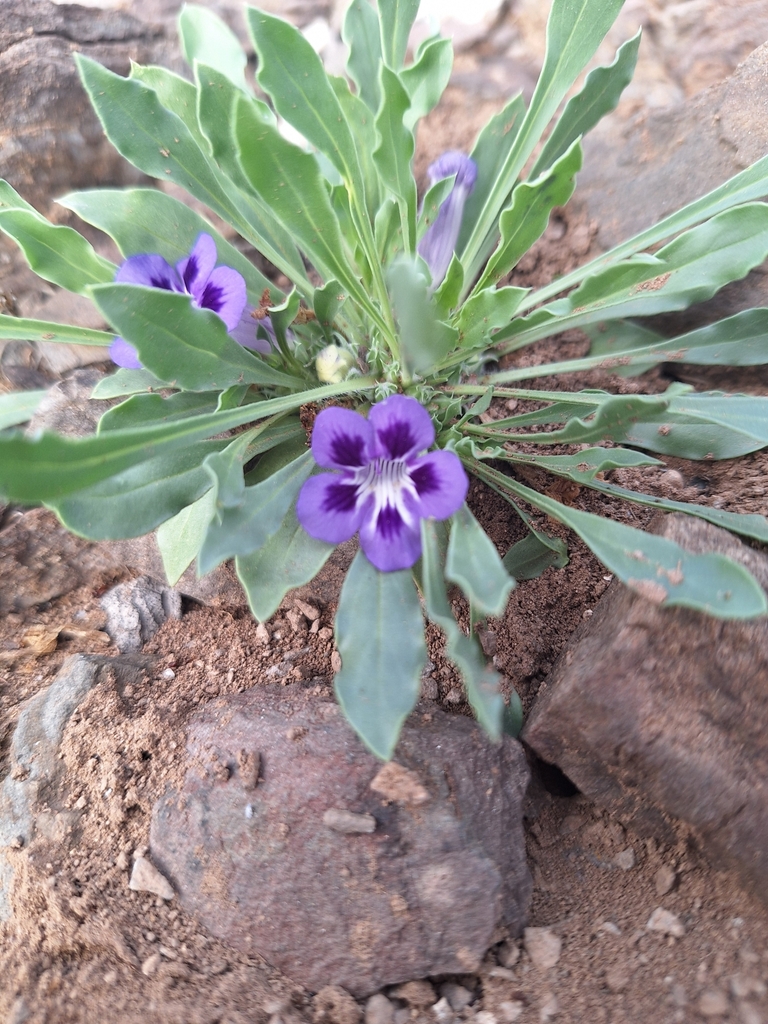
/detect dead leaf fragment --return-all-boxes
[21,624,59,655]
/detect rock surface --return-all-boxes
[100,575,182,652]
[151,688,531,997]
[523,513,768,901]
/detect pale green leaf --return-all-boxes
[342,0,382,111]
[378,0,420,69]
[0,390,47,431]
[445,504,515,617]
[157,488,216,585]
[179,4,247,90]
[401,36,453,129]
[387,258,457,376]
[374,67,417,250]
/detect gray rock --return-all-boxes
[150,689,531,997]
[364,995,395,1024]
[0,654,150,919]
[523,513,768,902]
[26,368,113,438]
[100,574,182,652]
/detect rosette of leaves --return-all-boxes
[2,0,768,759]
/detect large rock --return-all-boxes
[523,513,768,901]
[151,689,531,997]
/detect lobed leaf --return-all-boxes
[374,68,417,251]
[378,0,420,70]
[179,4,248,90]
[342,0,383,112]
[401,36,453,130]
[387,258,457,376]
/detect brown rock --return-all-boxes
[313,986,362,1024]
[523,514,768,902]
[150,689,531,997]
[391,980,436,1008]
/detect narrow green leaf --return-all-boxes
[446,504,515,617]
[129,63,207,145]
[236,507,333,622]
[342,0,383,112]
[91,368,169,399]
[90,284,298,392]
[625,393,768,459]
[0,313,112,346]
[97,391,220,433]
[157,488,216,585]
[478,468,767,619]
[503,529,569,581]
[0,180,36,214]
[0,209,115,295]
[421,519,504,739]
[456,94,526,257]
[60,187,276,305]
[475,139,582,291]
[0,390,47,431]
[374,67,417,250]
[400,36,453,129]
[179,4,247,89]
[378,0,420,69]
[387,258,457,376]
[49,438,227,540]
[330,75,382,217]
[334,549,426,759]
[529,29,641,178]
[198,451,314,574]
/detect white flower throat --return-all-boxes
[351,458,418,523]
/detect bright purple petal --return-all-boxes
[359,504,422,571]
[198,265,247,330]
[311,407,374,470]
[115,253,182,292]
[409,450,468,520]
[369,394,434,461]
[176,233,217,302]
[418,151,477,288]
[296,473,367,543]
[109,336,142,369]
[230,306,272,353]
[427,151,478,191]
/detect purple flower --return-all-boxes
[109,234,248,368]
[296,394,468,572]
[417,151,477,289]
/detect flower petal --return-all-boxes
[311,407,374,470]
[359,503,422,571]
[409,450,468,520]
[296,473,366,543]
[426,150,478,191]
[368,394,434,460]
[198,266,247,331]
[115,253,182,292]
[229,306,272,353]
[109,336,142,369]
[176,233,217,301]
[418,151,477,288]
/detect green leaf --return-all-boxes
[198,450,314,574]
[129,63,207,145]
[374,67,417,250]
[236,507,334,622]
[625,392,768,459]
[179,4,247,90]
[0,209,115,295]
[313,279,346,332]
[456,94,526,257]
[480,469,767,619]
[60,187,276,305]
[97,391,220,433]
[330,74,382,219]
[452,286,528,356]
[387,258,457,376]
[421,519,504,739]
[334,549,426,759]
[445,504,515,617]
[475,139,582,291]
[461,0,625,279]
[342,0,383,112]
[0,378,375,503]
[49,438,227,540]
[433,254,465,318]
[497,203,768,350]
[90,284,298,391]
[0,390,47,431]
[529,29,641,178]
[378,0,420,70]
[0,313,112,346]
[400,36,453,130]
[503,529,569,580]
[157,488,216,585]
[91,368,169,399]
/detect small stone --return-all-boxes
[558,814,584,836]
[739,1003,764,1024]
[655,865,677,896]
[613,847,636,871]
[392,980,436,1008]
[370,763,429,806]
[313,985,362,1024]
[141,953,161,977]
[161,667,175,680]
[323,808,377,834]
[497,939,521,967]
[331,650,342,673]
[129,856,174,900]
[116,850,130,872]
[524,927,562,969]
[9,835,24,849]
[539,992,558,1022]
[295,600,321,621]
[255,623,270,644]
[597,921,621,936]
[73,794,87,811]
[432,997,453,1024]
[731,975,767,999]
[237,749,260,791]
[646,908,685,938]
[605,966,630,993]
[365,994,395,1024]
[498,1002,523,1023]
[660,470,685,490]
[439,983,473,1012]
[670,984,687,1007]
[698,989,728,1017]
[393,1011,410,1024]
[475,1014,497,1024]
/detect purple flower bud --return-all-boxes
[417,151,478,289]
[296,394,468,572]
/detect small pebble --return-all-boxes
[524,927,562,969]
[255,623,270,644]
[141,952,161,977]
[116,850,130,872]
[539,992,558,1022]
[440,983,473,1012]
[605,966,630,993]
[313,985,362,1024]
[739,1003,764,1024]
[161,667,175,680]
[698,989,728,1017]
[497,939,521,967]
[646,907,685,938]
[655,865,677,896]
[613,847,636,871]
[129,856,174,901]
[392,980,436,1008]
[475,1014,497,1024]
[365,994,395,1024]
[731,975,767,999]
[498,1002,523,1023]
[323,808,377,834]
[432,997,453,1024]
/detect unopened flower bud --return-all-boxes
[316,345,355,383]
